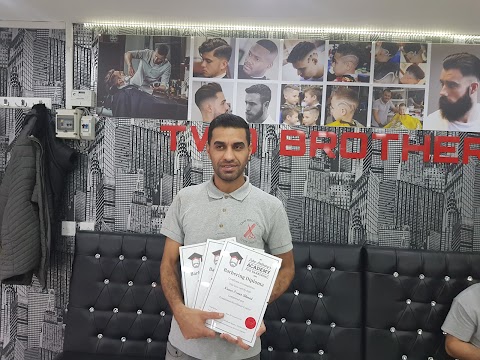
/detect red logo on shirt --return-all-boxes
[244,224,256,239]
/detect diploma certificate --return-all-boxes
[201,240,282,347]
[179,243,206,308]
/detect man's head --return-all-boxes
[281,106,300,125]
[403,43,424,63]
[381,89,392,103]
[398,102,407,115]
[195,82,230,122]
[332,43,362,76]
[302,106,320,126]
[242,39,278,78]
[244,84,271,123]
[207,113,252,184]
[376,42,399,63]
[303,86,322,107]
[287,41,324,80]
[283,85,300,105]
[198,38,232,78]
[438,52,480,122]
[400,64,425,84]
[105,69,126,90]
[154,44,169,64]
[329,87,359,122]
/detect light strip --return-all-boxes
[83,21,480,41]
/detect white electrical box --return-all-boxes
[56,109,83,139]
[71,90,95,107]
[80,116,96,140]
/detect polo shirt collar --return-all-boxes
[206,176,251,201]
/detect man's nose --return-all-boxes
[439,85,449,97]
[223,147,235,160]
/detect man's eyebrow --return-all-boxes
[213,141,226,145]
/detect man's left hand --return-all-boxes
[219,320,266,350]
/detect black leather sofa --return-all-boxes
[57,231,480,360]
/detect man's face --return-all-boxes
[438,68,477,121]
[404,50,423,64]
[400,71,419,84]
[332,52,351,76]
[302,111,317,126]
[243,43,275,77]
[212,92,230,118]
[245,93,266,122]
[153,51,167,64]
[293,51,320,79]
[375,45,391,63]
[381,91,392,103]
[207,126,252,184]
[113,71,125,87]
[201,50,227,77]
[304,92,317,106]
[329,96,344,120]
[284,89,299,105]
[284,112,299,125]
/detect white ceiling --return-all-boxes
[1,0,480,35]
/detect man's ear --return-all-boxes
[470,82,479,94]
[263,100,270,110]
[221,59,228,72]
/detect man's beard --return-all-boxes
[439,87,473,122]
[246,108,265,123]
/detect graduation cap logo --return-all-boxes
[188,253,203,268]
[229,251,243,268]
[212,250,221,265]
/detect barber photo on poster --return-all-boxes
[236,38,281,80]
[327,41,372,83]
[235,82,279,124]
[191,80,234,123]
[97,35,190,120]
[279,84,323,126]
[373,42,429,85]
[425,44,480,132]
[192,37,236,79]
[371,87,425,129]
[282,40,326,81]
[324,85,369,127]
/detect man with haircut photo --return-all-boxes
[372,89,398,127]
[424,52,480,131]
[198,38,232,78]
[330,43,363,82]
[400,64,425,85]
[286,41,324,81]
[238,39,278,80]
[375,42,400,63]
[282,85,300,106]
[244,84,275,124]
[195,82,230,123]
[124,44,171,92]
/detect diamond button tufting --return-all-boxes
[142,256,147,261]
[268,346,273,352]
[318,293,324,298]
[95,253,100,259]
[390,327,396,333]
[444,276,450,282]
[121,337,126,342]
[97,334,103,339]
[319,350,324,355]
[137,309,142,315]
[431,301,436,307]
[330,322,336,328]
[128,281,133,287]
[104,279,109,285]
[147,338,152,343]
[160,311,166,317]
[152,282,157,287]
[419,274,425,280]
[417,329,423,335]
[281,318,286,323]
[293,348,298,353]
[294,290,299,296]
[113,308,119,313]
[307,265,312,270]
[119,255,124,260]
[89,307,94,313]
[406,299,411,305]
[393,272,399,277]
[468,276,473,281]
[330,266,336,272]
[306,319,311,325]
[402,356,407,360]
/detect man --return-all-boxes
[124,44,171,92]
[424,53,480,131]
[442,283,480,359]
[238,39,278,80]
[399,64,425,84]
[372,89,397,127]
[281,105,300,125]
[375,42,400,63]
[198,38,232,78]
[302,106,320,126]
[244,84,275,124]
[194,82,230,122]
[330,43,362,82]
[282,85,300,106]
[160,114,295,360]
[286,41,324,81]
[326,87,364,128]
[403,43,427,64]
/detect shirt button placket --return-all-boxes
[218,196,228,234]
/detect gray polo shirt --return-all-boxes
[128,49,171,86]
[161,176,293,360]
[372,98,394,126]
[442,283,480,348]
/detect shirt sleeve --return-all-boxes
[160,62,171,86]
[441,298,476,343]
[265,204,293,255]
[372,100,380,111]
[160,193,185,245]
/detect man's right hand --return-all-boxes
[128,65,135,77]
[175,305,224,340]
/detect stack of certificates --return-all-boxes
[179,238,282,347]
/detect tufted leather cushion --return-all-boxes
[364,246,480,360]
[61,231,171,359]
[261,243,364,360]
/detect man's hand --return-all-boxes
[128,65,135,77]
[175,305,223,340]
[220,320,266,350]
[151,84,166,93]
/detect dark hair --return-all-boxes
[155,44,169,56]
[281,105,300,121]
[403,43,421,54]
[198,38,232,61]
[336,43,363,66]
[405,64,425,80]
[256,39,278,56]
[208,113,250,145]
[104,69,117,88]
[398,103,406,107]
[381,42,400,57]
[443,52,480,80]
[194,82,223,108]
[245,84,271,104]
[287,41,316,63]
[303,86,322,101]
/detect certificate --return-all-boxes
[200,240,282,347]
[193,238,236,310]
[179,243,206,308]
